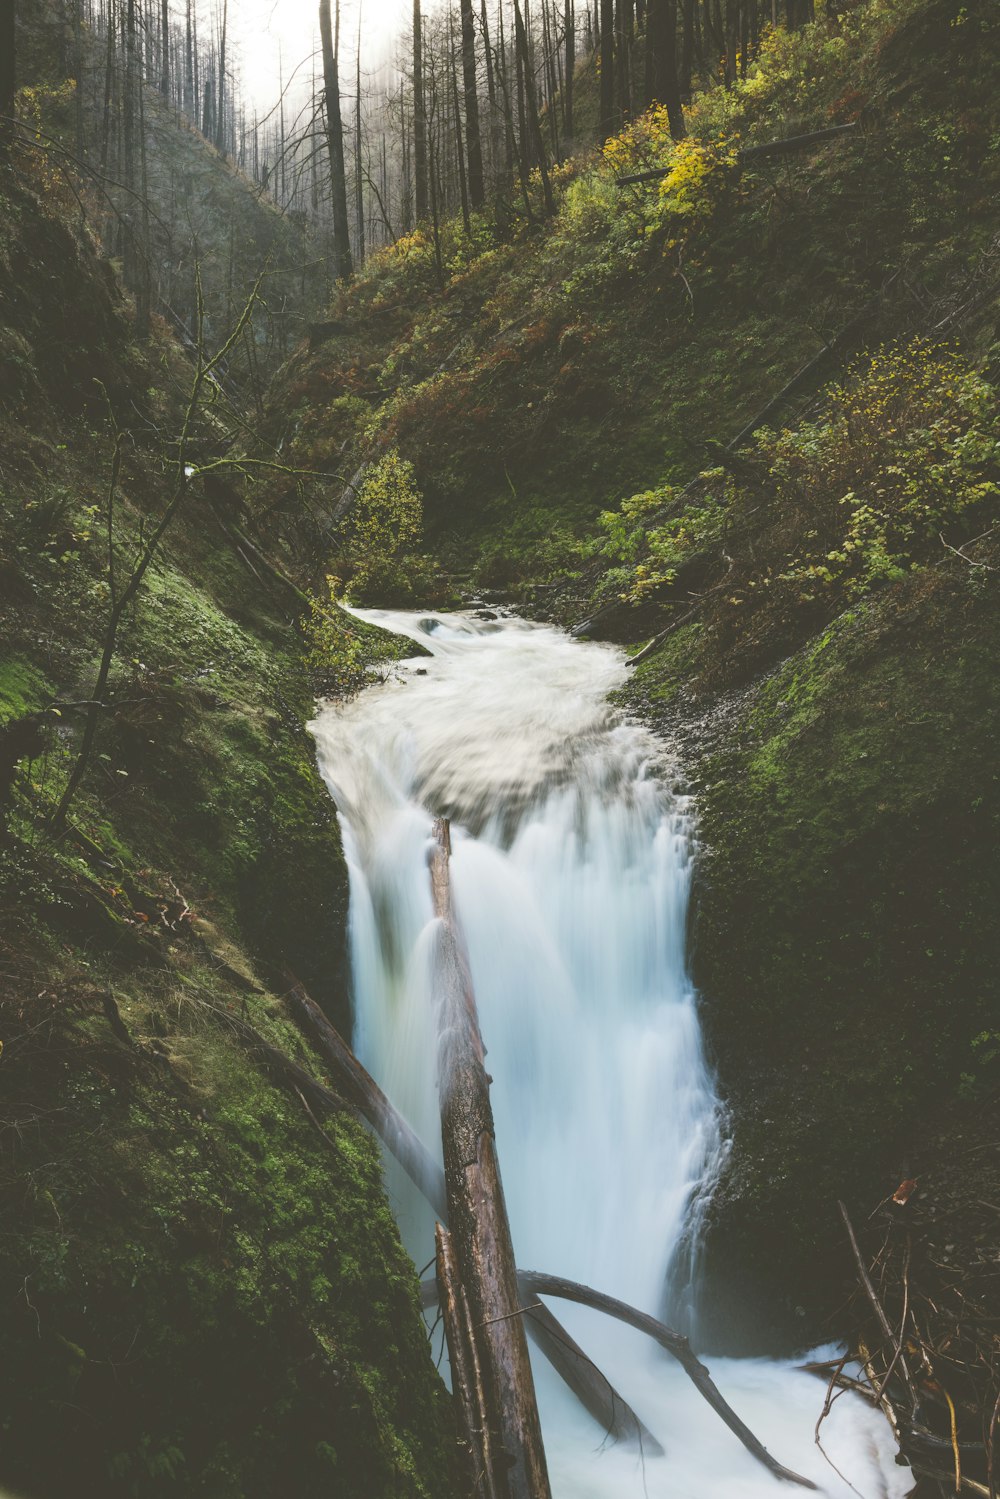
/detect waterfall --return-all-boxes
[311,608,906,1499]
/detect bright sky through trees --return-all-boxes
[238,0,408,103]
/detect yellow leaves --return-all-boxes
[657,137,738,224]
[601,104,676,179]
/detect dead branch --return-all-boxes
[838,1201,920,1408]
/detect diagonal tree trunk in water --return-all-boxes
[282,971,658,1452]
[436,1225,500,1499]
[430,819,552,1499]
[459,0,485,208]
[412,0,428,219]
[645,0,686,136]
[319,0,354,281]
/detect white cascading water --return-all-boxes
[311,608,908,1499]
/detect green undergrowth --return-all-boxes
[260,0,999,599]
[0,955,456,1499]
[0,154,457,1494]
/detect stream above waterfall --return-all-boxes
[310,607,908,1499]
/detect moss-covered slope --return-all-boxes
[0,144,457,1496]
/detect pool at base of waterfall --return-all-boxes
[310,608,909,1499]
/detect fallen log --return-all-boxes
[284,975,448,1213]
[274,971,815,1487]
[517,1272,816,1487]
[615,123,858,185]
[424,1272,818,1489]
[419,1275,663,1453]
[430,818,551,1499]
[283,974,658,1451]
[437,1224,501,1499]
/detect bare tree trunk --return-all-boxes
[412,0,428,219]
[319,0,354,280]
[202,72,214,138]
[184,0,194,114]
[459,0,485,208]
[724,0,737,84]
[615,0,632,121]
[563,0,575,139]
[598,0,615,141]
[215,0,227,151]
[136,42,152,333]
[355,7,365,267]
[645,0,686,136]
[449,12,471,231]
[436,1225,501,1499]
[0,0,14,122]
[542,0,560,159]
[73,0,86,157]
[680,0,695,99]
[101,0,117,173]
[481,0,496,106]
[513,0,554,213]
[160,0,169,96]
[513,2,529,165]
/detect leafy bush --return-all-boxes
[746,339,998,605]
[341,450,426,602]
[302,577,400,692]
[600,339,1000,654]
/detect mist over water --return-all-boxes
[311,608,907,1499]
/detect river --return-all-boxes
[310,608,907,1499]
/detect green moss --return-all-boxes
[0,656,52,723]
[0,146,454,1497]
[0,974,457,1499]
[686,558,1000,1349]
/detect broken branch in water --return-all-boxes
[420,1270,818,1487]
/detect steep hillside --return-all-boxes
[0,145,456,1498]
[259,0,999,589]
[18,0,327,394]
[266,0,1000,1374]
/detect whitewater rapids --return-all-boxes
[311,608,907,1499]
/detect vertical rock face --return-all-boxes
[630,553,1000,1354]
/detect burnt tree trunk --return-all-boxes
[319,0,354,280]
[459,0,485,208]
[413,0,429,219]
[645,0,686,136]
